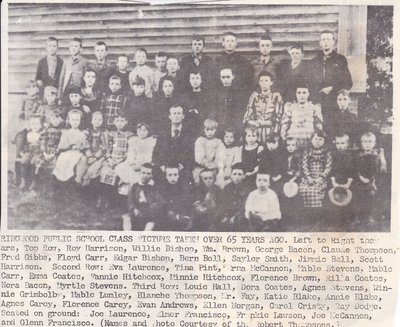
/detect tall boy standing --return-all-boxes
[88,41,113,95]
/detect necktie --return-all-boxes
[173,128,180,138]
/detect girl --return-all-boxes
[299,131,332,211]
[217,128,241,188]
[116,122,157,186]
[81,68,101,112]
[80,111,107,187]
[241,126,264,187]
[193,119,225,184]
[243,71,283,143]
[53,109,89,184]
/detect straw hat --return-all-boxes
[283,181,299,198]
[328,186,352,207]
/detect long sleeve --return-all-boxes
[280,102,292,139]
[194,137,207,166]
[301,150,310,177]
[313,103,323,130]
[321,150,333,178]
[57,62,66,99]
[243,92,257,123]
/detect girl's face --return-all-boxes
[311,135,325,149]
[114,117,127,130]
[165,167,179,185]
[259,76,273,92]
[162,81,174,97]
[45,92,57,105]
[224,132,235,146]
[245,132,258,146]
[166,59,179,74]
[84,71,96,88]
[69,113,81,129]
[286,140,297,153]
[91,114,103,129]
[133,84,145,96]
[189,74,202,89]
[200,172,215,188]
[50,115,63,127]
[137,125,149,139]
[267,139,279,151]
[30,118,42,133]
[296,88,309,104]
[69,93,82,106]
[204,126,217,139]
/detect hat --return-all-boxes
[328,186,352,207]
[283,181,299,198]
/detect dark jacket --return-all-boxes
[35,56,64,88]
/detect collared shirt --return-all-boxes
[47,55,57,80]
[171,124,183,138]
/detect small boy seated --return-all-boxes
[122,163,164,231]
[245,170,281,232]
[129,48,155,98]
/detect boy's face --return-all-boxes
[69,93,82,106]
[320,33,335,52]
[245,131,258,146]
[109,79,121,93]
[220,69,234,87]
[288,47,303,63]
[311,135,325,149]
[162,80,174,96]
[137,125,149,139]
[69,41,81,56]
[256,174,270,193]
[189,73,202,89]
[155,56,167,71]
[231,169,244,184]
[46,40,58,56]
[337,93,350,111]
[117,56,129,71]
[29,118,42,133]
[91,114,103,129]
[166,59,179,74]
[140,167,153,184]
[191,40,204,56]
[286,140,297,153]
[114,117,127,130]
[259,39,273,56]
[224,132,235,146]
[27,84,39,97]
[45,92,57,105]
[204,126,217,139]
[133,84,145,96]
[135,51,147,66]
[69,114,81,129]
[222,35,237,52]
[296,87,309,104]
[50,115,63,127]
[165,167,179,185]
[267,139,279,151]
[361,136,376,152]
[335,136,349,152]
[84,71,96,88]
[94,44,107,61]
[169,107,184,124]
[259,75,273,92]
[200,171,215,188]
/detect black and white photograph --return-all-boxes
[4,1,393,232]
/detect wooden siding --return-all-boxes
[7,3,343,93]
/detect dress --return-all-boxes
[299,146,332,208]
[218,145,241,187]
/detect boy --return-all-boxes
[100,75,128,129]
[129,48,155,98]
[220,163,252,231]
[152,51,168,93]
[157,164,193,231]
[19,80,43,123]
[216,32,253,94]
[126,76,152,131]
[158,56,185,94]
[250,34,280,87]
[245,170,281,232]
[88,41,113,95]
[40,86,63,126]
[35,36,64,89]
[122,163,164,231]
[65,86,91,128]
[112,54,131,94]
[58,37,89,99]
[331,89,357,143]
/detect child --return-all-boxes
[88,41,113,95]
[39,86,62,127]
[158,56,184,94]
[243,71,283,143]
[241,126,264,186]
[220,163,252,231]
[19,80,43,125]
[152,51,167,93]
[157,164,193,231]
[17,115,44,190]
[64,86,91,128]
[245,170,281,232]
[112,54,131,94]
[192,169,222,231]
[80,112,107,187]
[129,48,155,98]
[99,75,128,130]
[193,119,225,184]
[250,34,280,87]
[58,37,89,99]
[98,112,133,208]
[35,36,63,89]
[52,109,89,184]
[299,131,332,216]
[126,76,152,131]
[122,163,164,231]
[280,84,323,148]
[217,128,241,188]
[81,68,101,112]
[115,122,157,186]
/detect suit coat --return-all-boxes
[58,55,89,98]
[35,56,64,88]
